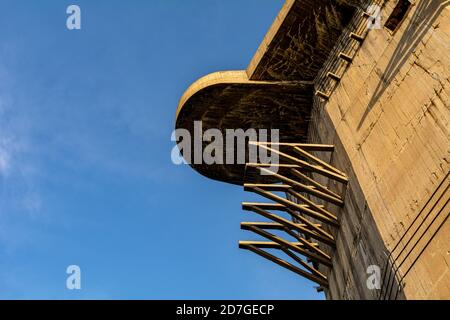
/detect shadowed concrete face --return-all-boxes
[247,0,355,81]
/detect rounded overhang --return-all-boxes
[174,0,355,185]
[175,71,314,185]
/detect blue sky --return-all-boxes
[0,0,322,299]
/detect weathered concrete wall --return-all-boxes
[310,0,449,299]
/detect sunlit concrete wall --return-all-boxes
[309,0,449,299]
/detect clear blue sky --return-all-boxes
[0,0,322,299]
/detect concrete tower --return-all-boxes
[175,0,449,299]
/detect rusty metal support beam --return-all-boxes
[284,207,336,242]
[239,244,329,288]
[240,221,316,231]
[286,189,339,223]
[253,145,348,184]
[241,224,332,267]
[246,163,299,170]
[241,141,349,283]
[242,202,325,213]
[242,202,287,212]
[249,142,335,152]
[242,202,335,242]
[244,185,339,227]
[244,174,343,209]
[293,147,347,179]
[251,167,345,206]
[243,183,291,192]
[279,246,327,281]
[238,240,318,249]
[290,168,342,201]
[242,204,335,246]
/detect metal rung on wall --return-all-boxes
[349,32,365,42]
[327,72,341,82]
[315,90,330,100]
[339,52,353,63]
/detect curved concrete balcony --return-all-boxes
[175,0,356,185]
